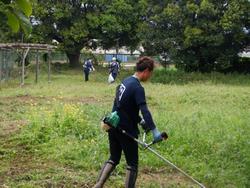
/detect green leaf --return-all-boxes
[16,0,32,16]
[16,11,32,35]
[1,0,11,4]
[6,11,20,32]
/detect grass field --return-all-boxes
[0,66,250,188]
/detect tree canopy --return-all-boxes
[99,0,146,52]
[31,0,146,67]
[0,0,32,35]
[142,0,250,72]
[1,0,249,72]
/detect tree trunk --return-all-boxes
[66,50,81,68]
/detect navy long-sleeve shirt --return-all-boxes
[83,60,94,72]
[112,76,156,136]
[109,61,119,74]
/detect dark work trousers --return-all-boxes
[108,128,138,168]
[111,72,117,80]
[84,70,89,81]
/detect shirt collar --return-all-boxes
[132,74,140,82]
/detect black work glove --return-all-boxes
[139,119,150,134]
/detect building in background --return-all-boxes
[89,46,143,63]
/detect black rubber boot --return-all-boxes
[93,160,115,188]
[125,166,138,188]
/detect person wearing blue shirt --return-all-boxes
[108,57,120,83]
[94,56,162,188]
[83,58,94,81]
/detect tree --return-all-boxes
[99,0,146,53]
[31,0,146,67]
[31,0,103,67]
[143,0,250,72]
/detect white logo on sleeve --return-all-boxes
[119,84,126,101]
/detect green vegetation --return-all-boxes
[2,1,249,72]
[142,0,250,72]
[0,0,32,34]
[0,67,250,187]
[31,0,144,67]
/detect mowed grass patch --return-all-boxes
[0,67,250,187]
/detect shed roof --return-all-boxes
[0,43,56,50]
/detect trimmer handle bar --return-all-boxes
[146,132,168,147]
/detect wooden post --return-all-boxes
[3,50,7,81]
[21,51,25,86]
[104,49,106,66]
[0,50,4,82]
[3,50,6,81]
[116,39,119,57]
[21,48,30,86]
[35,49,39,83]
[48,50,51,83]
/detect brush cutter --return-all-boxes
[120,129,206,188]
[101,113,205,187]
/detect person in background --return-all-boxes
[108,57,120,83]
[83,58,95,81]
[93,56,163,188]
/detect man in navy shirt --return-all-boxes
[94,56,162,188]
[83,58,94,81]
[108,57,120,83]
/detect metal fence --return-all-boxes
[0,48,156,83]
[0,49,19,82]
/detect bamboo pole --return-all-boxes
[21,48,30,86]
[48,50,51,83]
[35,49,39,83]
[0,50,3,82]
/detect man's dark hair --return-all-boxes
[136,56,155,72]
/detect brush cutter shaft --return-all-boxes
[120,129,205,188]
[121,130,147,147]
[146,147,205,188]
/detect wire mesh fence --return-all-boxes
[0,48,159,84]
[0,49,66,83]
[0,49,19,82]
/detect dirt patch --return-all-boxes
[137,174,194,187]
[0,95,110,105]
[136,167,196,187]
[0,154,55,186]
[0,120,27,137]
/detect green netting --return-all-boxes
[0,48,145,83]
[0,49,19,81]
[0,50,69,82]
